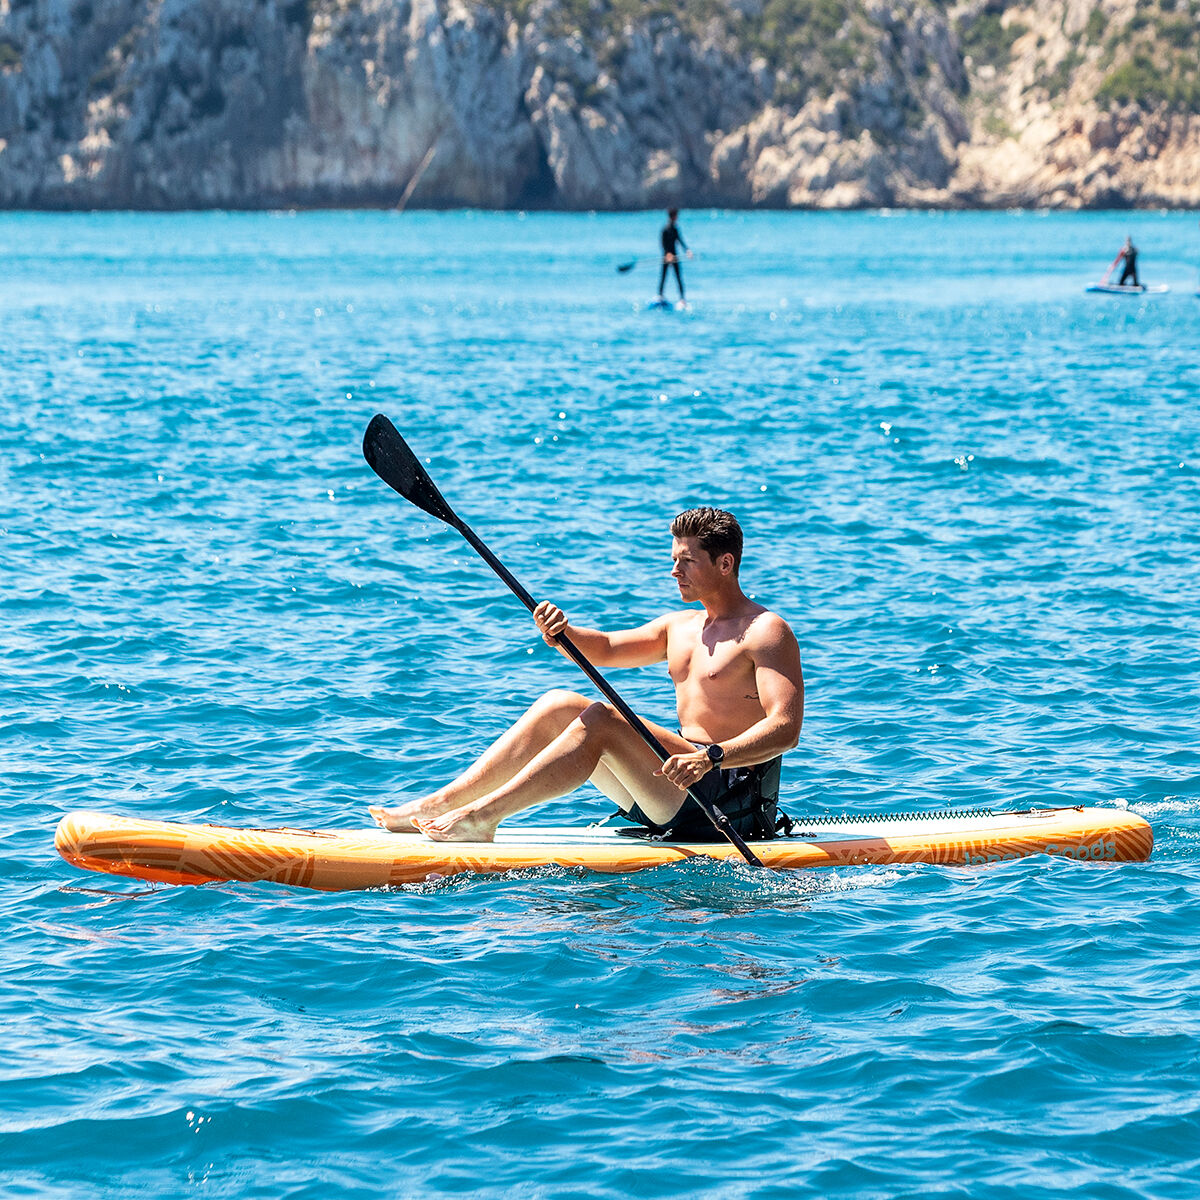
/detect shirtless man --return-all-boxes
[369,507,803,843]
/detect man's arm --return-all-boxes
[720,625,804,766]
[533,601,670,669]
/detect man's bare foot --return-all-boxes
[369,793,459,833]
[415,807,500,843]
[369,805,417,832]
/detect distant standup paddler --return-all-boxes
[1115,236,1140,288]
[658,208,693,304]
[370,508,804,843]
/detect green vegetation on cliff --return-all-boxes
[958,9,1026,69]
[750,0,875,103]
[509,0,906,106]
[510,0,1200,114]
[1097,1,1200,110]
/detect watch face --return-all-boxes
[707,743,723,764]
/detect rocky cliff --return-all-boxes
[0,0,1197,209]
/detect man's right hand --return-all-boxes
[534,601,569,646]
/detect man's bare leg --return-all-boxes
[416,702,693,842]
[369,690,590,831]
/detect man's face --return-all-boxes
[671,536,726,599]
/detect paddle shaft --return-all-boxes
[360,413,763,865]
[449,519,764,866]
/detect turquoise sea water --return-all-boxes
[3,209,1199,1197]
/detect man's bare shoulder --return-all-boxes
[744,608,801,651]
[661,609,704,632]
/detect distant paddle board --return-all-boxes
[1086,283,1169,295]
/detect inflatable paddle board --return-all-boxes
[1085,283,1169,295]
[55,806,1152,892]
[646,296,673,310]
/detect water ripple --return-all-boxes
[1,210,1198,1197]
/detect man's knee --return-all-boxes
[531,689,590,721]
[578,701,621,736]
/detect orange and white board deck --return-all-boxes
[55,806,1153,892]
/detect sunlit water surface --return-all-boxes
[2,210,1198,1198]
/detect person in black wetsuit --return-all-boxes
[658,208,692,302]
[1117,237,1140,288]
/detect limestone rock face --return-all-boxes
[0,0,1196,208]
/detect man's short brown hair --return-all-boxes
[671,508,743,571]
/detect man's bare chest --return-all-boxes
[666,633,755,688]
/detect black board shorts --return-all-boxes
[627,756,783,842]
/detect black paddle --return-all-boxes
[362,413,763,867]
[620,251,700,273]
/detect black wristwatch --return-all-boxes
[705,743,725,766]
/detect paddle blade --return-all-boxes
[616,260,636,273]
[362,414,460,528]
